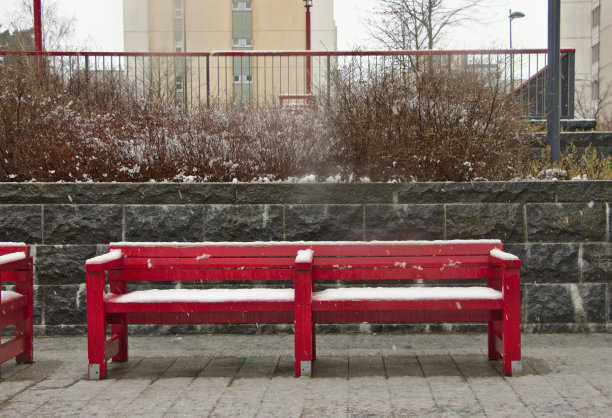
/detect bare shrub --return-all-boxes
[324,62,530,181]
[0,61,334,182]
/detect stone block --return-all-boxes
[526,203,606,242]
[576,284,607,323]
[43,205,122,244]
[556,181,612,202]
[0,184,77,204]
[42,285,87,325]
[365,205,443,240]
[204,205,283,241]
[0,205,42,243]
[236,184,396,204]
[0,184,237,205]
[396,182,555,204]
[125,205,204,242]
[504,244,580,283]
[581,243,612,282]
[72,183,236,204]
[446,204,524,242]
[525,284,606,323]
[35,245,97,285]
[284,205,364,241]
[525,284,574,323]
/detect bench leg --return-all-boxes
[15,269,34,363]
[87,271,107,379]
[487,320,502,360]
[294,270,313,377]
[502,268,522,376]
[312,322,316,362]
[110,276,128,362]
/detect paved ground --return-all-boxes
[1,333,611,417]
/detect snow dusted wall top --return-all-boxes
[0,181,610,335]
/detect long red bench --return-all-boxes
[85,242,310,379]
[293,240,522,377]
[86,240,521,379]
[0,243,34,377]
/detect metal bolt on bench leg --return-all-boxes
[511,360,522,376]
[300,361,312,377]
[89,364,101,380]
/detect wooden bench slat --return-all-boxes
[107,300,294,313]
[121,311,294,324]
[312,255,492,269]
[313,310,501,323]
[120,257,296,270]
[312,286,502,301]
[110,240,503,258]
[106,288,294,304]
[312,298,503,312]
[118,269,295,281]
[311,266,497,281]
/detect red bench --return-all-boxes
[293,240,522,377]
[85,242,310,379]
[86,240,521,379]
[0,243,34,377]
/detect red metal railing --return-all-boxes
[0,49,575,118]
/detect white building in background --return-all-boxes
[561,0,611,121]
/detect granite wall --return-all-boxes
[1,182,610,335]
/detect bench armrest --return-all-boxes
[85,250,123,272]
[0,252,32,272]
[295,249,314,271]
[489,249,521,269]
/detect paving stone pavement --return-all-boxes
[1,333,612,417]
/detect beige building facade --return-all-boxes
[123,0,337,105]
[561,0,611,122]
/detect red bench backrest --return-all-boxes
[303,240,504,282]
[107,240,503,283]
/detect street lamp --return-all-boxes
[509,9,525,91]
[303,0,313,94]
[509,9,525,49]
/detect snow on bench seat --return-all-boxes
[313,286,502,302]
[107,288,295,304]
[0,252,26,265]
[1,290,23,303]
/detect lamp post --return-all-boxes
[509,9,525,90]
[509,9,525,49]
[303,0,312,95]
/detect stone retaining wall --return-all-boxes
[1,182,610,335]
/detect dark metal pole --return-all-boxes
[33,0,42,52]
[305,1,312,95]
[547,0,561,163]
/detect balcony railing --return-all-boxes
[0,49,575,118]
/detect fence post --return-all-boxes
[547,0,561,163]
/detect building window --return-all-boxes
[592,43,599,64]
[592,6,600,28]
[174,0,183,19]
[232,2,252,11]
[233,75,253,84]
[232,38,252,47]
[175,40,183,52]
[592,80,599,100]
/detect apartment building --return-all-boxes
[123,0,337,104]
[561,0,611,121]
